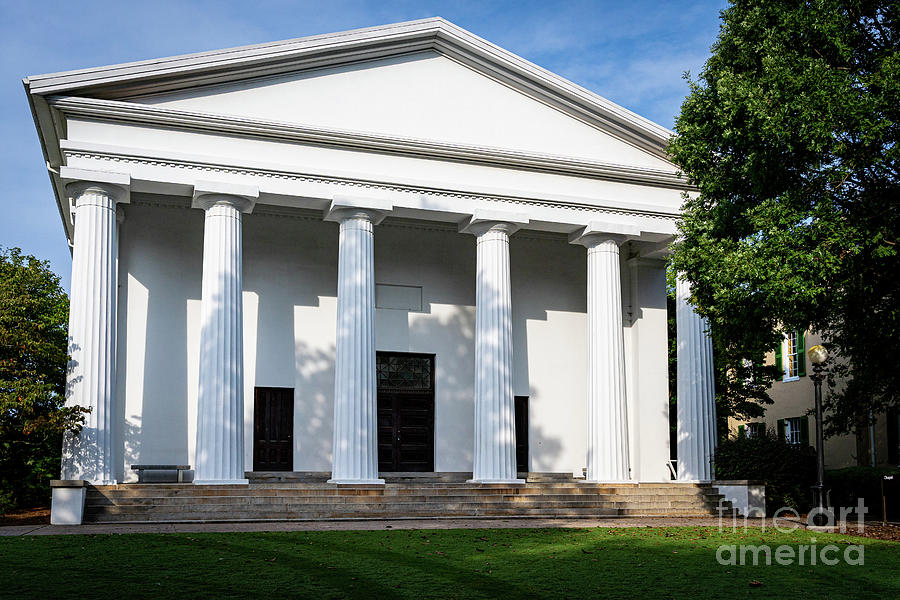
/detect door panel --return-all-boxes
[376,352,435,472]
[377,398,396,472]
[515,396,529,474]
[253,387,294,471]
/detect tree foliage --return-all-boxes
[0,247,85,512]
[669,0,900,435]
[714,428,817,513]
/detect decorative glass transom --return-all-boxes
[376,354,433,392]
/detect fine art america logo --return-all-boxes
[714,500,867,566]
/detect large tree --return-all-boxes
[669,0,899,436]
[0,247,85,512]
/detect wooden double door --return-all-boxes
[377,352,435,472]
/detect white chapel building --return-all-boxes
[25,19,717,493]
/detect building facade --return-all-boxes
[25,19,718,489]
[730,330,899,469]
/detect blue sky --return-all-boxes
[0,0,727,289]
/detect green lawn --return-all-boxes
[1,527,897,599]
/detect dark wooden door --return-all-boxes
[253,387,294,471]
[515,396,529,474]
[376,353,435,472]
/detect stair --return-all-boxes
[84,480,737,523]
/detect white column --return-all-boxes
[571,233,630,482]
[326,198,391,484]
[193,182,257,485]
[676,276,717,481]
[461,212,527,484]
[60,170,130,484]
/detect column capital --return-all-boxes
[192,180,259,213]
[569,220,640,248]
[61,167,131,205]
[324,195,392,225]
[458,209,529,236]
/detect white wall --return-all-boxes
[510,235,589,476]
[242,212,340,471]
[116,201,670,479]
[116,198,203,481]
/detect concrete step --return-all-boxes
[87,493,726,508]
[87,483,721,497]
[83,481,731,523]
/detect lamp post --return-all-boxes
[808,344,829,525]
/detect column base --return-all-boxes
[194,479,249,485]
[467,478,526,485]
[327,478,385,485]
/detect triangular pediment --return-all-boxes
[125,51,673,171]
[27,18,679,172]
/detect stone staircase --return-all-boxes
[84,478,735,523]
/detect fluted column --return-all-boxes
[570,232,631,482]
[60,170,130,484]
[462,212,527,484]
[193,182,257,485]
[676,276,717,481]
[326,199,390,484]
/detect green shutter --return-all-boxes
[775,341,783,381]
[738,425,746,439]
[797,331,806,377]
[801,416,810,446]
[777,418,786,442]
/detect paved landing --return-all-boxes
[1,516,775,536]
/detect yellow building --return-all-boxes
[729,331,899,469]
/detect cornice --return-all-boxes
[61,145,681,222]
[48,96,691,190]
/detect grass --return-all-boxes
[1,526,898,599]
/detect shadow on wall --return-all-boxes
[122,417,143,480]
[244,213,339,471]
[112,201,204,477]
[141,273,190,466]
[526,386,564,472]
[511,235,588,474]
[408,304,477,469]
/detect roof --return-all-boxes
[25,18,674,154]
[23,18,684,244]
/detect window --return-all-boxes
[784,417,803,445]
[778,416,809,446]
[746,423,765,439]
[775,330,806,381]
[737,422,765,439]
[742,358,755,384]
[785,331,800,380]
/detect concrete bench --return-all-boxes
[131,464,193,483]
